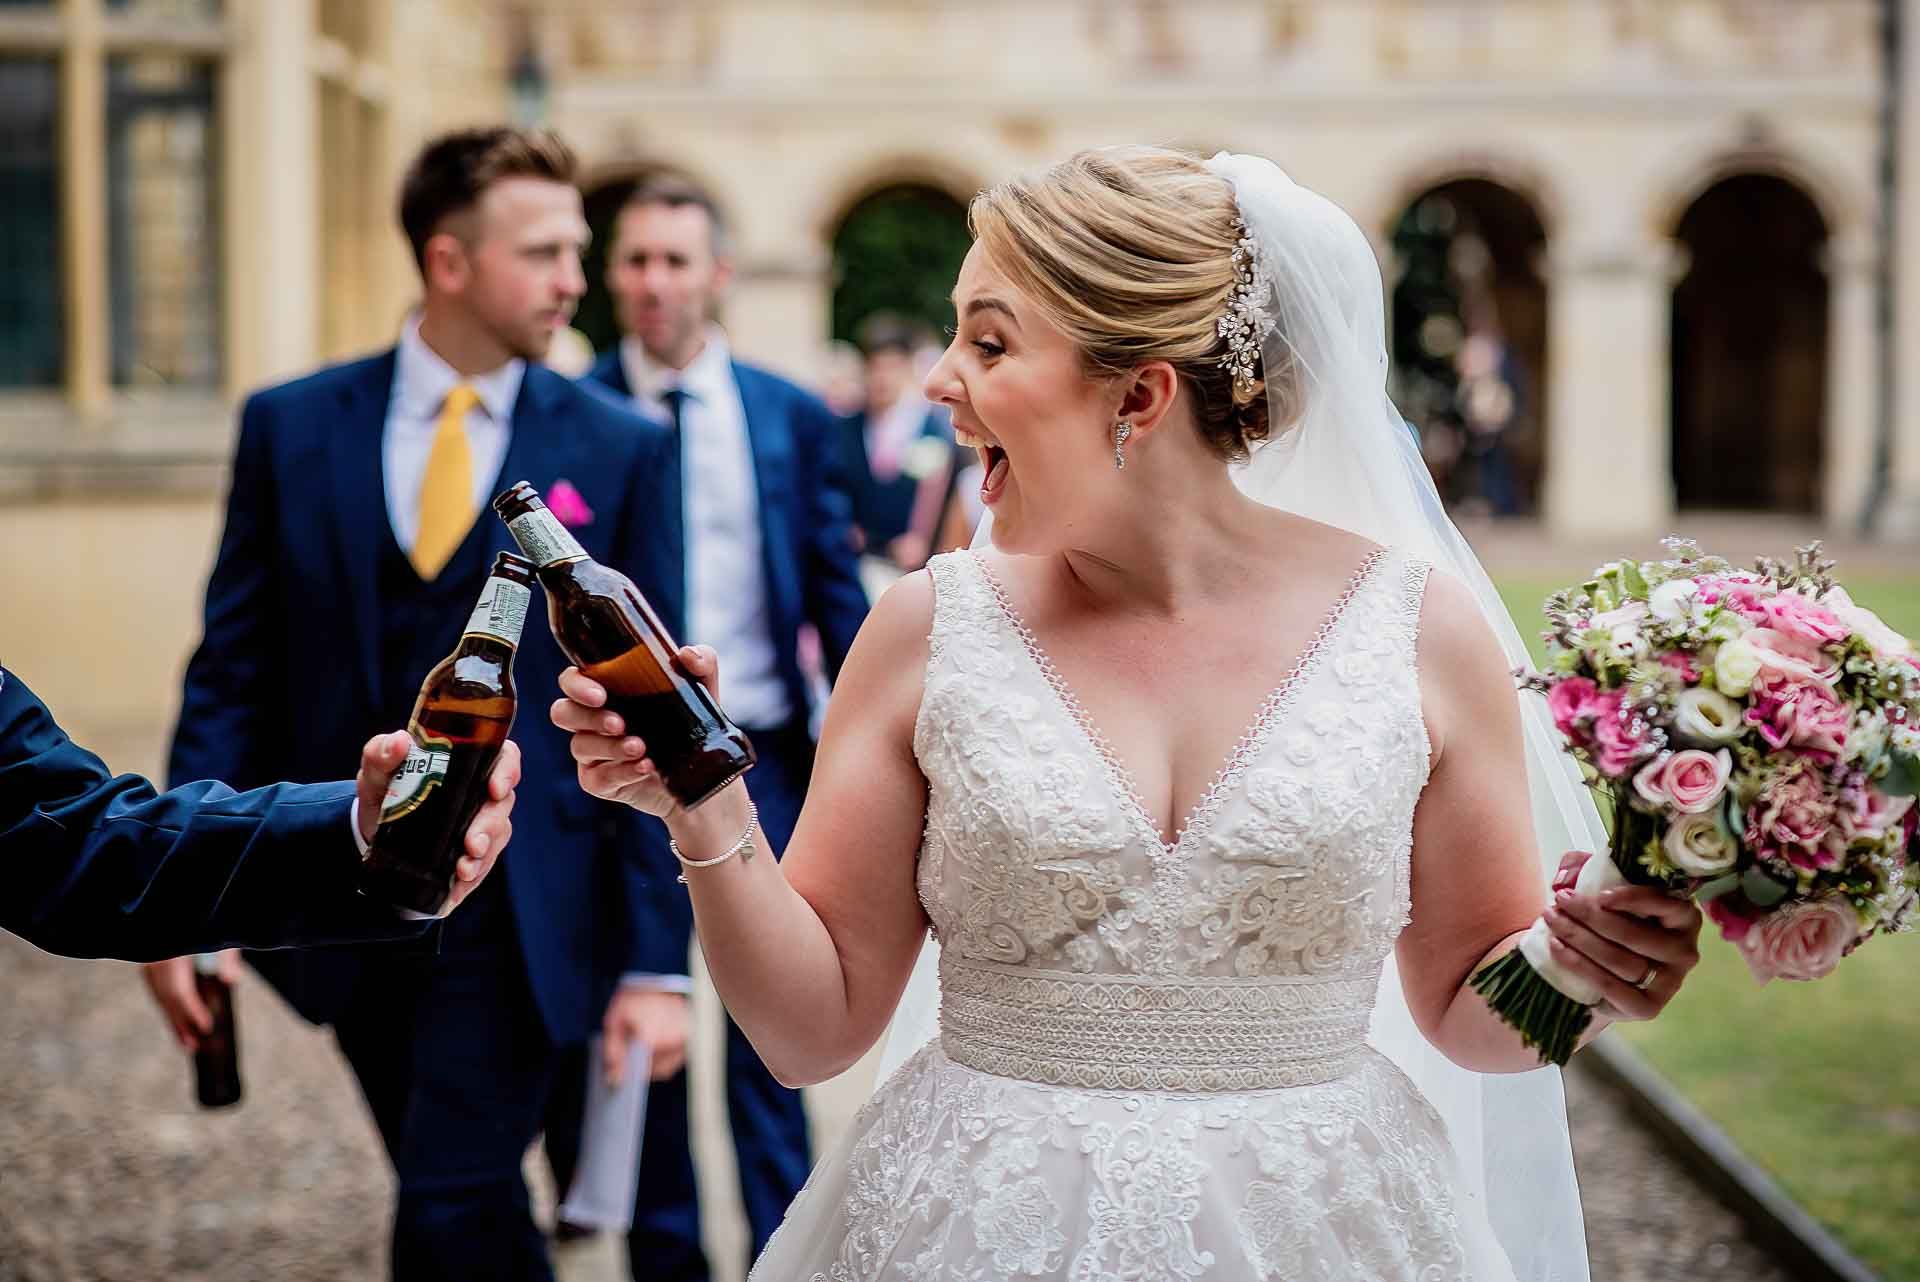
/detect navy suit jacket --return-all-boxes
[170,351,686,1043]
[1,667,426,961]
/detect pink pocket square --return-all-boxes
[547,479,595,529]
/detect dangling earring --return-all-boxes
[1112,420,1132,470]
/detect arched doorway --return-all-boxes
[1388,179,1550,516]
[1671,174,1828,512]
[828,183,971,346]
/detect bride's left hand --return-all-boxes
[1542,850,1703,1022]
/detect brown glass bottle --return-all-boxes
[192,953,242,1109]
[357,553,533,916]
[492,481,755,809]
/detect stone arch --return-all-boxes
[1648,139,1863,248]
[810,154,987,249]
[1669,171,1831,512]
[822,162,977,348]
[1364,145,1568,248]
[1382,169,1555,516]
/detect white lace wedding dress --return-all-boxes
[750,546,1519,1281]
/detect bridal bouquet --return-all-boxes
[1473,539,1920,1065]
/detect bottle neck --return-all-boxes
[463,571,532,648]
[503,505,589,570]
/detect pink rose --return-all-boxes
[1706,895,1759,944]
[1745,628,1842,684]
[1547,677,1603,741]
[1744,670,1851,759]
[1590,689,1656,776]
[1634,748,1733,814]
[1735,898,1860,984]
[1745,765,1840,871]
[1698,575,1772,622]
[1760,593,1852,647]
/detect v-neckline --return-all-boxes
[973,547,1389,861]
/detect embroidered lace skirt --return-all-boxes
[749,1040,1517,1282]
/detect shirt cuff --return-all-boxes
[620,971,694,994]
[350,797,438,922]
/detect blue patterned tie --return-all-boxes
[660,386,689,636]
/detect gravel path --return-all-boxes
[0,929,1808,1282]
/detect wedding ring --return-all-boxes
[1634,963,1661,992]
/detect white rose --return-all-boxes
[1650,578,1700,623]
[1824,587,1914,661]
[1663,810,1739,876]
[1712,634,1764,696]
[1672,688,1747,745]
[1592,600,1650,632]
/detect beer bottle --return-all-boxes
[192,952,242,1109]
[357,552,533,916]
[492,480,755,809]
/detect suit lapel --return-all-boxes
[327,350,398,720]
[503,367,590,545]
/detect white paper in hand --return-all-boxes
[557,1035,650,1232]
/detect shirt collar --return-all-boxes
[395,313,527,425]
[621,325,733,405]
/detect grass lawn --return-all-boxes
[1497,575,1920,1280]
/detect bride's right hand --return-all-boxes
[551,648,720,817]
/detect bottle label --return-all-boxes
[506,509,588,568]
[465,574,531,646]
[380,730,454,824]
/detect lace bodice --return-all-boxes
[913,547,1432,1091]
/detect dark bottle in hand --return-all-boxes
[357,553,532,916]
[493,480,755,809]
[192,953,242,1109]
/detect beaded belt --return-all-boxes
[938,956,1381,1092]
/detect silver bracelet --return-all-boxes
[671,798,759,884]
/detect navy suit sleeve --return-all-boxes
[169,394,283,791]
[606,416,695,977]
[793,391,871,681]
[0,670,426,960]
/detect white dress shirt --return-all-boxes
[383,316,523,556]
[620,328,791,730]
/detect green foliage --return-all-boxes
[830,186,972,346]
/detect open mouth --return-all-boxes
[954,426,1009,503]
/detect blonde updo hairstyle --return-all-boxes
[968,145,1297,463]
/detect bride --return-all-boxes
[551,146,1703,1280]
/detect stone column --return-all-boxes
[1884,0,1920,535]
[726,252,833,385]
[1820,233,1880,525]
[1539,241,1681,538]
[60,0,107,417]
[223,0,319,394]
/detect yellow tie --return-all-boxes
[412,383,481,580]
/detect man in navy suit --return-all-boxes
[138,128,681,1282]
[553,174,868,1282]
[1,667,517,960]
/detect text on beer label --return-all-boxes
[506,510,587,567]
[466,577,531,644]
[380,732,454,823]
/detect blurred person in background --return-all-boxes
[136,126,683,1282]
[556,173,867,1282]
[834,313,960,596]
